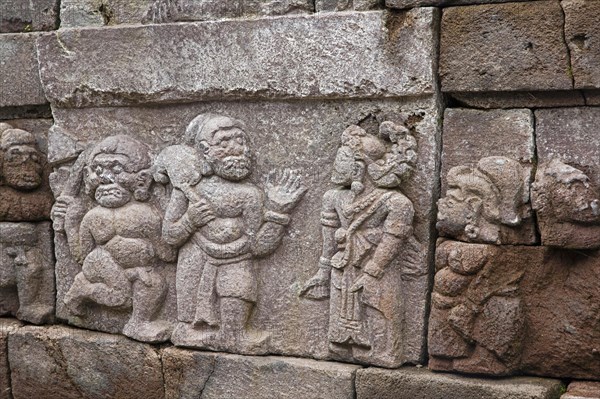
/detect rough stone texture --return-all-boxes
[48,97,439,366]
[0,318,21,399]
[0,34,47,108]
[449,91,586,109]
[534,108,600,248]
[146,0,314,24]
[0,119,54,222]
[439,109,537,244]
[440,1,572,93]
[0,0,59,33]
[356,367,564,399]
[60,0,155,28]
[387,0,545,8]
[563,0,600,89]
[8,325,164,399]
[316,0,383,12]
[429,240,600,380]
[0,222,55,325]
[36,9,438,108]
[563,381,600,399]
[162,347,360,399]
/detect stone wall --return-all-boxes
[1,0,599,398]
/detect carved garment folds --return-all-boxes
[160,114,306,353]
[301,120,426,367]
[0,123,53,222]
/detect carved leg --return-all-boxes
[80,248,132,309]
[218,297,269,353]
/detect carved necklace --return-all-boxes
[342,188,384,219]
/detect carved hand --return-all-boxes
[349,273,379,293]
[265,169,307,214]
[187,199,216,228]
[51,196,74,232]
[300,269,330,299]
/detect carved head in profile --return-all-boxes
[532,159,600,223]
[85,135,153,208]
[0,123,44,191]
[331,121,417,190]
[185,113,251,182]
[437,157,526,244]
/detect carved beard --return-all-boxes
[211,156,251,181]
[95,183,132,208]
[3,160,43,190]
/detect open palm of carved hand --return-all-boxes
[265,169,307,213]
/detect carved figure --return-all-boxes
[428,240,525,375]
[437,157,530,244]
[52,135,176,342]
[301,121,423,364]
[0,222,55,324]
[0,123,53,221]
[532,159,600,249]
[162,114,305,352]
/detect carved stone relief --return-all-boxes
[0,122,53,222]
[437,157,532,245]
[0,222,55,324]
[51,135,176,343]
[301,119,427,367]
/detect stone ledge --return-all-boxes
[356,367,564,399]
[36,10,438,108]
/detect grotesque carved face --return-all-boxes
[203,127,252,181]
[0,129,44,191]
[88,153,134,208]
[437,187,480,238]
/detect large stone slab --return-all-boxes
[563,0,600,89]
[0,34,47,108]
[356,367,564,399]
[533,108,600,249]
[0,318,21,399]
[0,0,58,33]
[162,347,360,399]
[440,1,572,93]
[8,325,164,399]
[429,240,600,380]
[562,381,600,399]
[37,9,438,108]
[438,108,537,245]
[48,97,439,366]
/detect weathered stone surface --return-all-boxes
[584,90,600,106]
[0,120,54,222]
[0,0,58,33]
[37,9,438,108]
[48,97,439,366]
[449,91,586,109]
[534,108,600,249]
[438,109,536,245]
[356,367,564,399]
[60,0,154,28]
[0,318,21,399]
[146,0,314,23]
[0,222,55,325]
[316,0,382,12]
[0,34,47,108]
[8,325,164,399]
[563,0,600,89]
[429,240,600,380]
[162,347,360,399]
[386,0,544,9]
[440,1,572,93]
[563,381,600,399]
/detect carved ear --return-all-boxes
[464,223,480,240]
[465,196,482,215]
[133,169,153,201]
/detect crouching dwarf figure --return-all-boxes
[52,135,176,342]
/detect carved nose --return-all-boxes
[14,250,27,266]
[98,170,115,184]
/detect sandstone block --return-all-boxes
[8,325,164,399]
[37,10,438,108]
[438,109,536,244]
[0,34,47,108]
[440,1,572,93]
[386,0,543,9]
[48,97,439,366]
[60,0,153,28]
[562,381,600,399]
[0,0,58,33]
[0,318,22,399]
[356,367,564,399]
[429,240,600,380]
[162,347,360,399]
[533,108,600,249]
[563,0,600,89]
[316,0,382,12]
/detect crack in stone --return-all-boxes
[558,0,576,89]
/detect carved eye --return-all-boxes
[5,247,17,257]
[30,153,39,162]
[236,137,244,145]
[113,164,123,174]
[95,165,103,175]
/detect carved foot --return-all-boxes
[122,319,173,343]
[234,329,271,355]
